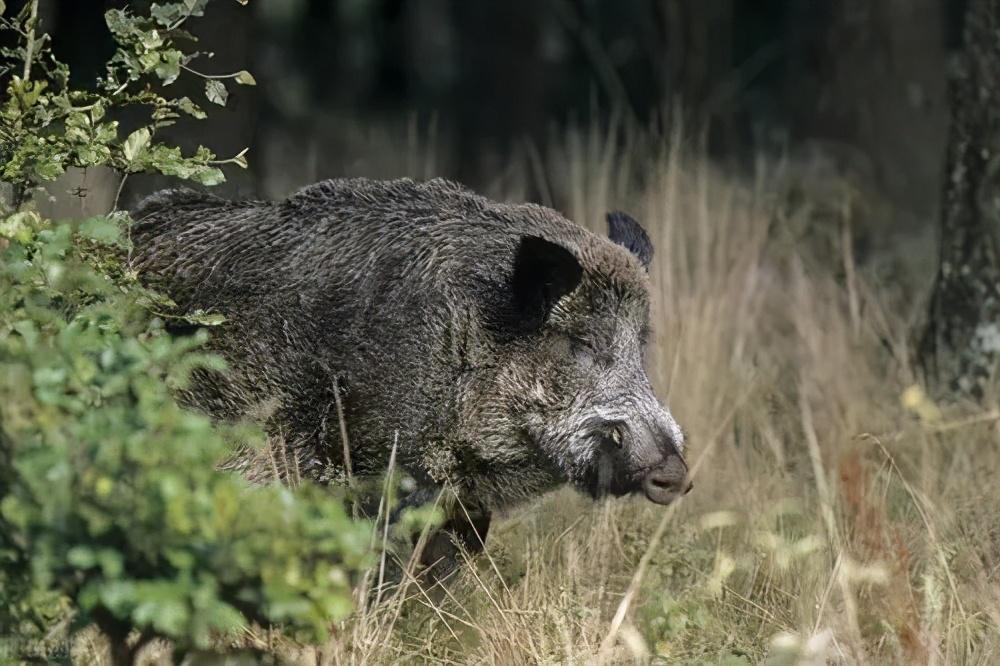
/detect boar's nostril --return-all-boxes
[642,457,690,505]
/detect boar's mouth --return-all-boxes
[576,436,692,504]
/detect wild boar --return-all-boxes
[131,177,690,579]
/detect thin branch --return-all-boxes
[180,64,242,80]
[111,173,129,214]
[168,8,197,31]
[373,432,399,608]
[332,379,353,487]
[21,0,38,82]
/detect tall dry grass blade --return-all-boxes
[332,381,353,486]
[373,432,399,609]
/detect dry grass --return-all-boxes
[104,124,1000,664]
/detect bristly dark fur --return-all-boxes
[131,177,685,577]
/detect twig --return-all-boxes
[21,0,38,82]
[799,387,838,545]
[168,7,197,31]
[180,63,243,80]
[111,173,129,214]
[928,409,1000,433]
[374,432,400,608]
[813,552,844,634]
[842,212,861,338]
[331,379,353,486]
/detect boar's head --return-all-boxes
[488,211,691,506]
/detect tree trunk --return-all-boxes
[921,0,1000,399]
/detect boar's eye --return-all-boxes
[608,423,626,448]
[569,337,595,362]
[595,421,627,449]
[568,335,607,369]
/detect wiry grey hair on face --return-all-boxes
[510,230,686,503]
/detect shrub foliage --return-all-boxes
[0,2,371,663]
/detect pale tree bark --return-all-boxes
[921,0,1000,399]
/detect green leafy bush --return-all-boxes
[0,2,372,663]
[0,0,251,206]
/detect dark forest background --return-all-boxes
[24,0,968,238]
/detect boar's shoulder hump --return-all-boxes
[132,188,226,220]
[130,177,606,308]
[285,177,488,227]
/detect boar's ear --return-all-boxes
[507,235,583,332]
[607,211,653,270]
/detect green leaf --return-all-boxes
[0,211,40,243]
[204,80,228,106]
[8,77,48,110]
[177,96,207,120]
[185,0,211,13]
[104,9,130,37]
[184,310,227,326]
[91,101,107,123]
[150,0,208,25]
[123,128,151,164]
[150,3,185,26]
[143,144,227,186]
[13,320,39,349]
[34,156,67,181]
[139,29,165,50]
[78,217,122,245]
[155,50,183,85]
[234,70,256,86]
[67,546,98,568]
[196,167,226,186]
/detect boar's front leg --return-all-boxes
[384,487,491,586]
[418,509,491,585]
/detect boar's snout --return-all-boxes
[642,455,692,505]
